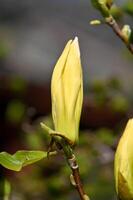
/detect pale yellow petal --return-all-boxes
[115,119,133,199]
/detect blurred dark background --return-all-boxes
[0,0,133,199]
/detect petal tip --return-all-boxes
[73,36,80,57]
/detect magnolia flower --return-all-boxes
[114,119,133,200]
[41,37,83,146]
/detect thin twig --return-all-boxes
[60,139,90,200]
[105,16,133,54]
[68,154,89,200]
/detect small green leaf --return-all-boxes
[0,150,56,171]
[40,122,54,135]
[91,0,110,17]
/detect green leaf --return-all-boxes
[0,150,56,171]
[91,0,110,17]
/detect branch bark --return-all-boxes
[105,16,133,54]
[68,154,89,200]
[61,140,90,200]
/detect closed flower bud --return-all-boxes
[114,119,133,200]
[122,25,131,41]
[51,37,83,145]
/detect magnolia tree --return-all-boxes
[0,1,133,200]
[90,0,133,54]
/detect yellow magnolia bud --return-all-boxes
[114,119,133,200]
[51,37,83,145]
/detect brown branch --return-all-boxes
[105,16,133,54]
[68,154,89,200]
[53,136,90,200]
[59,138,90,200]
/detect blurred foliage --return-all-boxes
[0,178,11,200]
[9,76,27,94]
[0,40,9,59]
[4,179,11,200]
[0,177,4,199]
[1,76,131,200]
[123,0,133,16]
[110,95,129,113]
[113,0,133,18]
[6,116,117,200]
[5,100,26,124]
[23,116,53,150]
[96,128,116,146]
[88,77,130,113]
[110,5,123,20]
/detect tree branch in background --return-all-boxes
[106,16,133,54]
[90,0,133,54]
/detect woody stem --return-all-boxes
[105,16,133,54]
[61,139,90,200]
